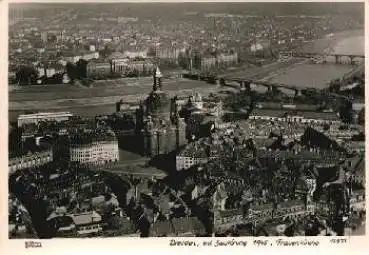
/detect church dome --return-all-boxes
[145,90,170,116]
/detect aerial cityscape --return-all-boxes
[8,2,365,238]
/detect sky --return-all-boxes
[9,2,364,18]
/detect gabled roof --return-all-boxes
[251,203,274,211]
[71,211,101,226]
[218,208,243,218]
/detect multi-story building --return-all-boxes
[70,130,119,166]
[213,202,274,233]
[128,60,155,75]
[63,51,100,63]
[214,208,244,232]
[123,49,148,59]
[48,210,103,237]
[176,142,210,170]
[8,149,53,174]
[156,46,186,61]
[200,56,217,72]
[350,189,365,211]
[86,61,111,77]
[217,52,238,67]
[249,111,341,125]
[214,198,315,234]
[35,62,65,79]
[72,211,103,236]
[111,58,129,74]
[250,41,270,52]
[176,154,208,171]
[249,203,275,224]
[273,200,309,220]
[111,58,155,76]
[150,216,205,237]
[17,112,73,128]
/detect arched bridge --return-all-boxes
[186,72,351,100]
[280,52,365,65]
[219,77,350,100]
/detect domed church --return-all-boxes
[135,66,186,157]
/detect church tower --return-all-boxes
[146,65,170,118]
[153,66,163,91]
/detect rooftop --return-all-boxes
[71,211,101,226]
[278,199,305,208]
[218,208,243,218]
[18,112,73,120]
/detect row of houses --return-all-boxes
[248,111,341,126]
[17,112,74,128]
[8,149,53,175]
[87,58,156,77]
[214,199,315,233]
[201,53,238,70]
[192,52,239,72]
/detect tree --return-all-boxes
[100,45,114,58]
[15,66,38,85]
[339,100,353,124]
[9,126,22,157]
[328,79,341,93]
[178,52,190,69]
[65,62,77,81]
[76,59,88,79]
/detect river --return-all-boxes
[267,29,364,89]
[332,35,365,55]
[302,29,364,55]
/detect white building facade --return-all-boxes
[17,112,73,127]
[176,156,208,171]
[70,140,119,166]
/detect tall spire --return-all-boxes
[153,66,163,91]
[155,66,163,78]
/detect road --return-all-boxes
[98,165,167,178]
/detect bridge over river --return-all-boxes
[280,52,365,65]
